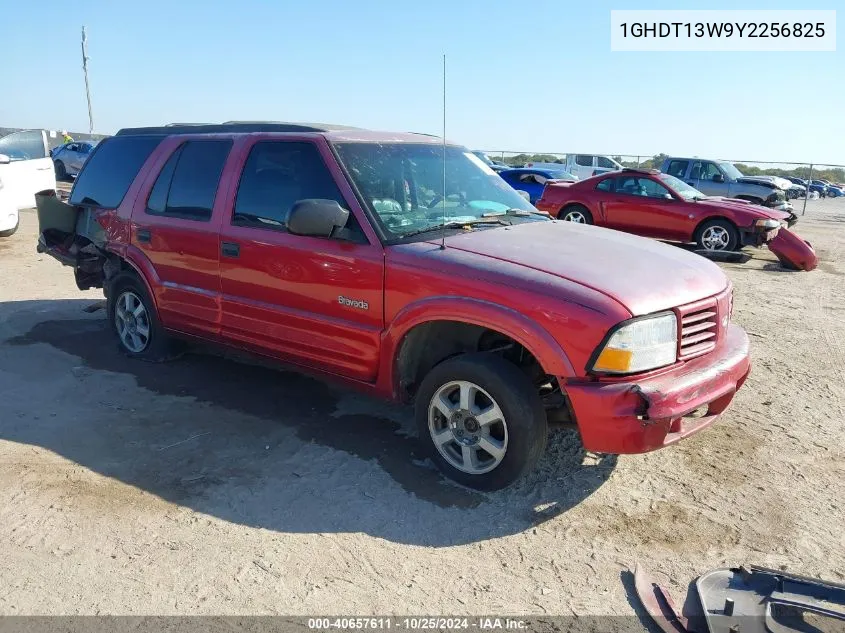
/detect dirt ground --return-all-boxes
[0,195,843,618]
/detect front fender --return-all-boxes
[378,296,576,399]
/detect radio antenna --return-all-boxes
[440,53,447,250]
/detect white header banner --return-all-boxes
[611,10,836,51]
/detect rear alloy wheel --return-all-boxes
[416,353,547,491]
[107,272,175,361]
[560,205,593,224]
[696,219,739,252]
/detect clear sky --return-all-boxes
[3,0,843,164]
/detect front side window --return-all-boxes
[146,140,231,221]
[575,154,593,167]
[616,177,671,199]
[700,162,722,181]
[233,141,352,234]
[333,142,545,240]
[596,156,616,169]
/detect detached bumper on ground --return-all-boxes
[564,324,751,454]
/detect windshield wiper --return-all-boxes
[398,218,512,239]
[481,208,547,218]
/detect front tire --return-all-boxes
[415,353,548,491]
[107,272,173,361]
[54,161,67,180]
[559,204,593,224]
[695,218,739,252]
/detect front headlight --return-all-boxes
[755,219,779,230]
[591,312,678,375]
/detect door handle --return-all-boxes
[221,241,240,258]
[136,228,151,243]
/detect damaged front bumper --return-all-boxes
[563,324,750,454]
[767,228,818,272]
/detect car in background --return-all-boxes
[498,167,577,203]
[660,157,792,211]
[535,168,794,252]
[809,180,829,197]
[826,184,844,198]
[0,129,57,237]
[743,175,805,199]
[527,154,622,180]
[471,150,509,173]
[51,140,99,179]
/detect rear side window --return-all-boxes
[70,136,163,208]
[145,140,232,221]
[596,178,615,192]
[666,160,689,179]
[575,154,593,167]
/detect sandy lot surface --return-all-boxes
[0,196,843,618]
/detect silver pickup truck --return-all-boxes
[660,157,793,213]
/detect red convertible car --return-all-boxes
[536,168,796,252]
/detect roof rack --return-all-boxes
[115,121,361,136]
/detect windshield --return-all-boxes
[718,161,744,180]
[334,143,545,240]
[658,173,705,200]
[472,150,494,166]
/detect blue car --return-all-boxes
[498,167,577,204]
[807,180,831,197]
[827,184,844,198]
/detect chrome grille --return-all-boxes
[678,303,718,359]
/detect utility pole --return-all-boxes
[81,26,94,134]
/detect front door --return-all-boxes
[130,137,233,338]
[217,138,385,382]
[0,130,56,209]
[602,175,685,240]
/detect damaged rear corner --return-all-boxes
[35,190,114,292]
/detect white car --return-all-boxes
[0,129,57,237]
[527,154,622,180]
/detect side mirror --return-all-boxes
[712,173,725,183]
[287,199,350,238]
[0,154,10,165]
[663,193,674,200]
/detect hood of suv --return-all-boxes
[435,221,727,316]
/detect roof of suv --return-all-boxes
[115,122,450,145]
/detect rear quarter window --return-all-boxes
[70,136,163,208]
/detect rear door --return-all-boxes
[217,137,385,382]
[0,129,56,209]
[129,137,233,339]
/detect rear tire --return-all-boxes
[695,218,739,252]
[107,272,175,361]
[415,352,548,491]
[54,161,67,180]
[559,204,593,224]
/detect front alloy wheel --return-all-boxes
[428,380,508,475]
[415,352,548,490]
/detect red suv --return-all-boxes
[38,123,751,490]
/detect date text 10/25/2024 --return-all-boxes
[308,618,528,630]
